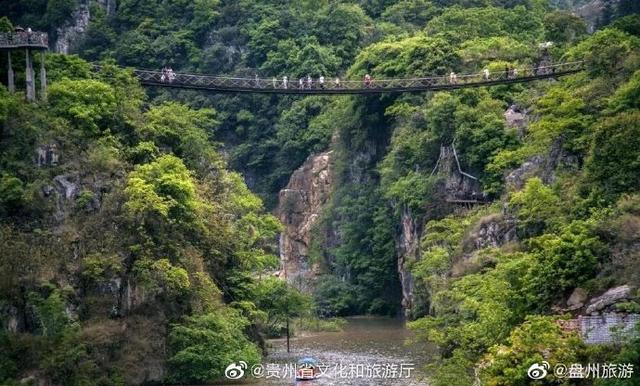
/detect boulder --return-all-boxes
[586,285,634,315]
[567,287,588,310]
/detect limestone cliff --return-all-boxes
[54,4,90,54]
[396,207,423,316]
[276,151,333,291]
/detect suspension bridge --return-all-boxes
[0,30,585,97]
[130,61,585,94]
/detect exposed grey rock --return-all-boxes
[18,373,48,386]
[505,156,545,191]
[504,105,527,139]
[53,175,78,200]
[36,144,59,166]
[41,185,54,197]
[586,285,634,315]
[465,213,516,251]
[1,305,20,333]
[575,0,621,33]
[433,145,483,201]
[54,4,90,54]
[567,287,588,310]
[505,137,580,191]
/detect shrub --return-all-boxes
[168,310,261,383]
[480,316,584,386]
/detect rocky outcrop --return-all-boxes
[575,0,621,33]
[586,285,634,315]
[54,4,90,54]
[504,105,527,139]
[276,152,333,291]
[505,138,579,191]
[36,144,60,166]
[464,213,516,252]
[396,208,422,316]
[96,0,117,17]
[433,145,483,201]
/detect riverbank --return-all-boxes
[224,316,434,385]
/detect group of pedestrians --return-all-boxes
[157,64,528,89]
[449,66,520,84]
[262,74,374,89]
[160,66,176,83]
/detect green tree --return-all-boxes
[509,177,561,236]
[251,277,311,336]
[565,28,640,77]
[584,112,640,202]
[168,310,261,383]
[481,316,584,386]
[543,11,586,44]
[124,154,202,226]
[47,79,117,136]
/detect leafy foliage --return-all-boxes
[168,310,261,383]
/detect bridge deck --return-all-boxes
[128,61,584,94]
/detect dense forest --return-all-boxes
[1,0,640,385]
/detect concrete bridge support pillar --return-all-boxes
[39,52,47,100]
[25,49,35,102]
[7,51,14,93]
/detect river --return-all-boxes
[222,316,434,385]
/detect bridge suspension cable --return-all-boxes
[115,61,584,94]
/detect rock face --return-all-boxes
[505,138,579,191]
[396,208,422,316]
[36,144,60,166]
[276,151,333,291]
[54,4,90,53]
[504,105,527,139]
[575,0,621,33]
[434,145,483,201]
[398,145,487,317]
[464,212,516,252]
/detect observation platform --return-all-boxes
[0,31,49,50]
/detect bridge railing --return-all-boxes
[127,60,584,91]
[0,31,49,49]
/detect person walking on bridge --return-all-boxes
[364,74,372,88]
[299,77,304,89]
[307,75,313,89]
[449,71,457,84]
[161,67,168,83]
[273,77,277,88]
[319,75,325,89]
[283,76,288,89]
[334,77,341,88]
[483,68,490,80]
